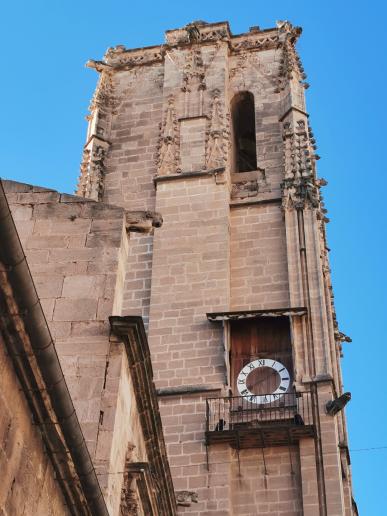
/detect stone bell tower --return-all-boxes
[78,20,356,515]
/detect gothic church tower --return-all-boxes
[79,20,355,515]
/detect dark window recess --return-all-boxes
[230,317,293,395]
[231,92,257,172]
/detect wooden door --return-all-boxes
[230,317,293,397]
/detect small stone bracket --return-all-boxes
[176,491,198,507]
[125,211,163,233]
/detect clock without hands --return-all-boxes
[236,358,290,404]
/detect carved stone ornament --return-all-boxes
[205,89,230,170]
[231,34,279,53]
[125,211,163,233]
[181,48,206,93]
[120,443,139,515]
[156,96,180,176]
[281,119,320,210]
[275,28,307,93]
[77,139,110,201]
[165,21,230,46]
[87,67,119,115]
[103,45,163,68]
[176,490,198,507]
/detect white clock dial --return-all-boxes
[236,358,290,404]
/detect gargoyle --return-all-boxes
[326,392,351,416]
[85,59,112,73]
[125,211,163,233]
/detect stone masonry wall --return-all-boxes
[104,66,164,325]
[0,333,68,515]
[4,180,126,460]
[230,202,289,310]
[76,20,354,515]
[230,446,302,515]
[98,340,148,515]
[148,176,229,389]
[228,48,284,195]
[4,180,171,515]
[159,389,303,516]
[104,65,163,211]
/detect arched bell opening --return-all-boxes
[231,91,257,173]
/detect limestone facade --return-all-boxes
[2,18,356,516]
[75,20,356,515]
[2,180,176,515]
[0,333,69,515]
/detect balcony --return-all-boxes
[205,392,315,449]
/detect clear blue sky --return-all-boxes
[1,1,386,513]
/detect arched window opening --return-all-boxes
[231,92,257,172]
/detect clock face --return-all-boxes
[236,358,290,404]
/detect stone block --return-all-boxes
[53,298,98,321]
[33,274,64,298]
[61,274,106,298]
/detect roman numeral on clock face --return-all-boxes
[236,358,290,404]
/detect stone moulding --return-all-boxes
[157,385,222,397]
[120,462,160,515]
[154,167,225,184]
[103,46,164,69]
[230,196,282,208]
[206,307,307,322]
[109,316,177,516]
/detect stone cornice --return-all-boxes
[230,196,282,208]
[0,181,108,516]
[86,21,302,72]
[207,307,308,322]
[154,167,225,184]
[109,316,177,516]
[157,384,222,397]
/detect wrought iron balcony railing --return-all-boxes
[205,392,315,448]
